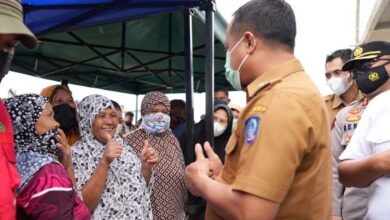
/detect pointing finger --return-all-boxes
[204,142,217,159]
[194,143,205,160]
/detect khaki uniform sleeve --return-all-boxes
[231,91,312,203]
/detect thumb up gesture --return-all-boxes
[102,133,123,164]
[141,140,159,169]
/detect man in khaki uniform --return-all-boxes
[185,0,332,219]
[324,49,362,125]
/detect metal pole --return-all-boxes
[135,94,139,121]
[184,9,194,159]
[355,0,360,44]
[203,0,215,147]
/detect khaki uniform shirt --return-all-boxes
[324,94,345,125]
[331,98,370,219]
[205,59,332,220]
[324,93,364,126]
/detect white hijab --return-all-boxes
[72,94,152,219]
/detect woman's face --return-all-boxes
[35,103,60,135]
[213,108,228,128]
[52,89,76,108]
[145,103,169,115]
[92,108,118,144]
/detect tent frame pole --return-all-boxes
[183,9,194,155]
[202,0,215,147]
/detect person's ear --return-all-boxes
[243,32,256,54]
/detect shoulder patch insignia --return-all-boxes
[346,114,361,122]
[348,108,361,114]
[253,105,267,113]
[244,116,260,146]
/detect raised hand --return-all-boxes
[102,133,123,164]
[185,143,211,196]
[203,142,223,179]
[57,128,72,168]
[141,140,159,168]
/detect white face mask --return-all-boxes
[326,75,353,96]
[214,121,227,137]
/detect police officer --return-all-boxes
[338,41,390,220]
[0,0,37,218]
[185,0,332,219]
[324,49,363,125]
[331,96,370,220]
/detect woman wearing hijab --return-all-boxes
[5,94,90,219]
[72,94,158,219]
[180,101,233,165]
[124,91,187,220]
[41,82,80,145]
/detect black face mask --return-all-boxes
[53,103,77,133]
[353,63,390,95]
[0,50,14,83]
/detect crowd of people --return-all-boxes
[2,0,390,219]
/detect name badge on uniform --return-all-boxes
[244,116,260,146]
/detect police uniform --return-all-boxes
[324,93,364,126]
[205,59,332,219]
[324,94,345,125]
[331,97,370,219]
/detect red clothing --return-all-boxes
[16,163,90,220]
[0,100,20,220]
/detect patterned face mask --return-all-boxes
[140,112,171,134]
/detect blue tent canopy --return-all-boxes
[18,0,220,160]
[22,0,204,36]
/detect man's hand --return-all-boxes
[185,143,212,197]
[102,133,123,164]
[203,142,223,179]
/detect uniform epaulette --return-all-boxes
[323,94,334,101]
[258,77,282,91]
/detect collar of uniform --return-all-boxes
[332,91,364,109]
[332,94,343,109]
[246,58,304,99]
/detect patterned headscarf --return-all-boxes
[5,94,59,190]
[141,91,171,115]
[125,91,187,220]
[72,94,152,219]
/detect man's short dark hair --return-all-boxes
[325,49,353,65]
[214,87,229,97]
[231,0,296,52]
[125,111,134,117]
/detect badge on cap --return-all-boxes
[244,116,260,146]
[354,47,363,57]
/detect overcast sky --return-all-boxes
[0,0,377,120]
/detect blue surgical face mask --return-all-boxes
[140,112,171,134]
[225,37,250,90]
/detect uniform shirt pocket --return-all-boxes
[366,121,390,153]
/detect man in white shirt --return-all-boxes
[338,41,390,220]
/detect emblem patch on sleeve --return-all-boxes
[244,116,260,146]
